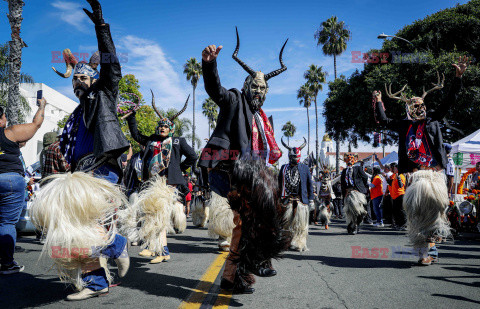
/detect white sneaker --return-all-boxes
[374,223,384,227]
[66,287,108,301]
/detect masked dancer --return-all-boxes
[373,56,468,265]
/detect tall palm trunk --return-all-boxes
[314,98,319,178]
[333,54,340,175]
[306,106,310,155]
[7,0,25,126]
[192,84,196,150]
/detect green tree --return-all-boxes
[183,57,202,151]
[118,74,145,104]
[281,121,296,146]
[304,64,327,176]
[202,97,218,136]
[297,83,312,154]
[314,15,351,174]
[0,42,32,123]
[322,0,480,148]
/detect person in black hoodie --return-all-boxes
[373,56,469,266]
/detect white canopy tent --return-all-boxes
[452,128,480,168]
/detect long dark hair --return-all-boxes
[372,167,381,179]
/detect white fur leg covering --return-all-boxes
[118,192,141,242]
[284,202,309,251]
[343,190,367,228]
[404,170,451,248]
[122,176,176,254]
[30,172,126,290]
[208,191,235,240]
[192,197,209,227]
[170,202,187,234]
[318,204,331,225]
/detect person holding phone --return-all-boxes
[0,98,46,275]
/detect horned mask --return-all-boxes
[52,49,100,79]
[282,137,306,165]
[385,72,445,121]
[343,153,358,166]
[150,89,190,137]
[233,27,288,111]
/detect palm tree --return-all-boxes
[297,83,312,155]
[183,58,202,150]
[0,42,32,123]
[202,97,218,137]
[6,0,27,126]
[314,15,351,174]
[281,121,296,146]
[304,64,327,177]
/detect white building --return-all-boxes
[19,83,77,167]
[319,134,336,169]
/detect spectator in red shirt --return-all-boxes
[370,167,384,227]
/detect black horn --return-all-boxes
[281,136,291,150]
[232,27,256,77]
[150,89,163,118]
[170,95,190,121]
[264,39,288,81]
[299,137,307,150]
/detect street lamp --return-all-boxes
[377,33,415,46]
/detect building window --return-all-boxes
[327,147,330,152]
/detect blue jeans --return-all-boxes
[82,234,127,291]
[372,195,384,224]
[0,173,26,265]
[93,164,120,184]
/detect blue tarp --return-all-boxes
[373,151,398,166]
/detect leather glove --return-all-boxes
[83,0,105,25]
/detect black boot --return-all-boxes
[220,278,255,294]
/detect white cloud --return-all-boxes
[119,35,188,108]
[51,1,89,33]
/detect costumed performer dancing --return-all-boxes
[122,93,197,264]
[34,0,130,301]
[341,153,369,235]
[279,137,314,251]
[373,56,468,265]
[199,27,290,294]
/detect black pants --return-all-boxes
[382,195,393,225]
[332,198,343,217]
[363,197,374,224]
[392,195,406,227]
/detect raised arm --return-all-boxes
[126,113,150,146]
[5,98,46,143]
[373,90,400,130]
[179,138,198,172]
[84,0,121,92]
[202,45,236,106]
[429,57,468,121]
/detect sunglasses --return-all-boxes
[158,124,170,129]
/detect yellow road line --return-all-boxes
[213,289,233,308]
[178,252,228,309]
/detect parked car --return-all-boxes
[16,161,41,234]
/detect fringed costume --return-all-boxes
[125,94,197,263]
[279,137,314,251]
[341,154,369,235]
[199,27,288,293]
[375,58,468,264]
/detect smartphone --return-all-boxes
[36,90,43,106]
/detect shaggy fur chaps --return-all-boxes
[191,195,209,227]
[30,172,127,290]
[208,191,235,245]
[343,190,367,232]
[118,176,176,254]
[404,170,451,248]
[228,158,290,275]
[283,201,309,251]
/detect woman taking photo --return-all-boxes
[0,98,46,275]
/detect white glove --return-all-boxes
[309,200,315,211]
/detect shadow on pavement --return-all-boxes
[282,253,413,269]
[431,293,480,305]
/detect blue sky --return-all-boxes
[0,0,469,164]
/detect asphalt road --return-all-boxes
[1,218,480,309]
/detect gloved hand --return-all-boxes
[309,200,315,211]
[83,0,105,25]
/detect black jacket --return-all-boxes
[76,24,129,168]
[376,77,462,174]
[199,59,272,169]
[127,116,197,186]
[279,163,314,205]
[341,165,369,197]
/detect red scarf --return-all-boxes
[252,109,282,164]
